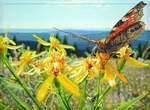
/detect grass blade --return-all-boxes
[0,77,32,110]
[113,94,146,110]
[95,86,111,110]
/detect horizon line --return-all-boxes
[0,28,150,30]
[0,28,150,33]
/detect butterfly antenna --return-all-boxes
[54,27,97,43]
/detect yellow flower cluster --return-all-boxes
[31,34,81,104]
[14,49,45,76]
[0,36,22,57]
[67,45,148,88]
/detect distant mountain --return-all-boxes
[0,28,106,33]
[0,29,149,51]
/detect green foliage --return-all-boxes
[12,36,17,43]
[85,46,91,54]
[36,42,45,53]
[94,86,111,110]
[72,43,82,57]
[84,46,91,57]
[55,32,61,42]
[114,94,146,110]
[63,35,68,45]
[133,41,150,59]
[0,77,32,110]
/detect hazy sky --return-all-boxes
[1,0,150,30]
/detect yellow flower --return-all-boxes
[67,52,127,88]
[101,45,149,88]
[36,75,54,103]
[36,50,81,104]
[48,50,68,65]
[102,61,128,88]
[14,50,46,76]
[94,53,128,88]
[57,74,81,96]
[69,57,100,82]
[32,33,75,52]
[95,52,110,66]
[117,45,149,66]
[32,58,48,71]
[103,66,116,88]
[0,36,22,57]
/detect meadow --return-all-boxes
[0,32,150,110]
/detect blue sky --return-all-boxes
[0,0,150,30]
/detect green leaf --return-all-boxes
[113,94,146,110]
[7,89,32,110]
[0,78,32,110]
[3,77,23,90]
[95,86,111,110]
[2,58,44,110]
[117,59,126,72]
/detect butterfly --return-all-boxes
[54,1,146,56]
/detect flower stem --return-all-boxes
[55,78,71,110]
[94,72,103,110]
[95,86,111,110]
[117,59,126,104]
[118,59,126,72]
[84,80,88,97]
[62,89,72,110]
[0,77,32,110]
[77,79,88,110]
[59,90,72,110]
[2,57,43,110]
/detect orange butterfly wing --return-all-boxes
[104,1,146,44]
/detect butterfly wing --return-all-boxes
[105,21,145,54]
[104,1,146,44]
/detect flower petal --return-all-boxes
[104,66,116,88]
[65,65,82,75]
[11,61,22,66]
[6,45,22,49]
[74,71,88,82]
[57,74,81,97]
[109,63,128,83]
[36,76,54,103]
[116,45,129,57]
[59,44,75,50]
[7,39,16,45]
[31,51,47,59]
[108,80,116,89]
[126,57,149,66]
[16,63,26,76]
[32,34,50,46]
